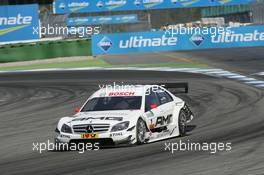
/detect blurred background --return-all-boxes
[0,0,263,66]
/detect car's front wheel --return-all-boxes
[136,118,147,145]
[178,110,187,136]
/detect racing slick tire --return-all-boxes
[178,110,187,136]
[136,118,147,145]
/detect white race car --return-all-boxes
[55,83,193,146]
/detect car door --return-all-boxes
[143,88,163,130]
[155,88,175,128]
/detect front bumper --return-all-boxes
[55,130,136,146]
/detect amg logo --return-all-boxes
[156,114,173,126]
[119,35,177,48]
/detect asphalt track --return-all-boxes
[0,68,264,175]
[102,47,264,75]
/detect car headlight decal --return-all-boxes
[111,121,130,132]
[127,126,135,131]
[61,124,72,134]
[55,127,60,133]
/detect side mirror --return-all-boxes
[74,107,81,113]
[150,104,158,109]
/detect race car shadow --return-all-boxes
[48,141,133,152]
[105,125,197,148]
[186,125,196,133]
[49,125,197,152]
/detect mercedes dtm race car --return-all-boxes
[55,83,193,146]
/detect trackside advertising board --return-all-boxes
[92,25,264,56]
[0,4,40,43]
[54,0,255,14]
[67,14,138,26]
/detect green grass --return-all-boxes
[0,59,108,71]
[0,39,92,63]
[0,59,209,71]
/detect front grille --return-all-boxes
[73,124,110,133]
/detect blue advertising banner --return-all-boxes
[67,14,138,26]
[54,0,255,14]
[92,25,264,56]
[0,4,40,43]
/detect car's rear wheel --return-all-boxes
[178,110,187,136]
[136,118,147,145]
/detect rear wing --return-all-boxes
[159,82,189,94]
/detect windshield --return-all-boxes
[81,96,142,111]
